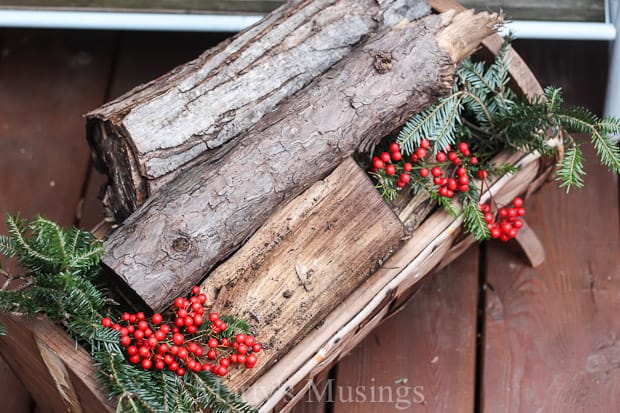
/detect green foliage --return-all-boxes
[94,351,257,413]
[0,215,257,413]
[557,144,585,191]
[462,198,490,241]
[389,34,620,222]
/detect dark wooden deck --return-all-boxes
[0,28,618,412]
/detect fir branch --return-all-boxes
[397,92,464,153]
[556,143,585,192]
[462,198,490,241]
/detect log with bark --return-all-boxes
[86,0,431,222]
[100,5,501,312]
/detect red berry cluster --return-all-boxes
[100,286,261,377]
[371,140,480,198]
[480,197,526,242]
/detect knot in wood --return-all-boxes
[373,51,393,74]
[172,237,190,253]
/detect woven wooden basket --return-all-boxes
[0,1,559,412]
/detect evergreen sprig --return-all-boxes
[0,215,258,413]
[398,36,620,190]
[389,35,620,236]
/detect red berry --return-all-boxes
[517,207,526,216]
[513,219,524,229]
[121,313,130,321]
[484,213,494,223]
[209,313,219,323]
[389,142,400,152]
[198,294,207,304]
[415,148,427,159]
[134,330,144,340]
[129,355,141,364]
[469,156,479,165]
[507,208,518,218]
[396,180,406,188]
[246,354,258,365]
[170,345,179,355]
[137,320,148,331]
[448,151,458,161]
[160,324,171,334]
[458,175,469,185]
[169,362,179,371]
[152,313,163,325]
[120,336,132,347]
[191,286,201,295]
[509,228,518,238]
[194,346,204,357]
[193,314,204,326]
[127,346,138,356]
[129,314,137,324]
[419,168,429,177]
[458,142,469,155]
[136,312,145,321]
[501,222,513,234]
[138,346,150,358]
[155,360,165,370]
[147,337,158,348]
[458,185,469,193]
[235,334,246,344]
[220,358,231,367]
[431,167,442,177]
[173,333,184,345]
[244,336,256,346]
[490,228,501,239]
[230,354,238,364]
[164,355,174,365]
[158,344,169,354]
[372,157,385,169]
[456,167,466,176]
[436,152,447,162]
[175,297,185,308]
[513,197,524,208]
[477,170,488,180]
[500,234,510,242]
[380,152,391,163]
[403,162,413,172]
[184,316,194,327]
[447,178,457,191]
[438,187,449,197]
[141,359,152,370]
[177,348,188,359]
[176,368,186,376]
[420,138,430,149]
[207,350,217,360]
[238,344,249,355]
[208,338,219,349]
[101,318,113,328]
[480,204,490,213]
[385,164,396,175]
[202,364,212,372]
[252,343,262,353]
[218,366,228,376]
[399,173,411,184]
[237,354,246,364]
[391,151,402,161]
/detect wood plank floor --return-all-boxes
[0,29,617,413]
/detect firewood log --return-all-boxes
[86,0,431,221]
[102,8,501,311]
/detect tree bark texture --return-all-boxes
[202,157,406,390]
[86,0,431,221]
[101,9,501,311]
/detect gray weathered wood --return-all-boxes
[101,8,500,311]
[86,0,431,221]
[460,0,605,22]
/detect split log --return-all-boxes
[86,0,432,221]
[204,157,406,389]
[102,8,501,311]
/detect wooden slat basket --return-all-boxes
[0,1,560,412]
